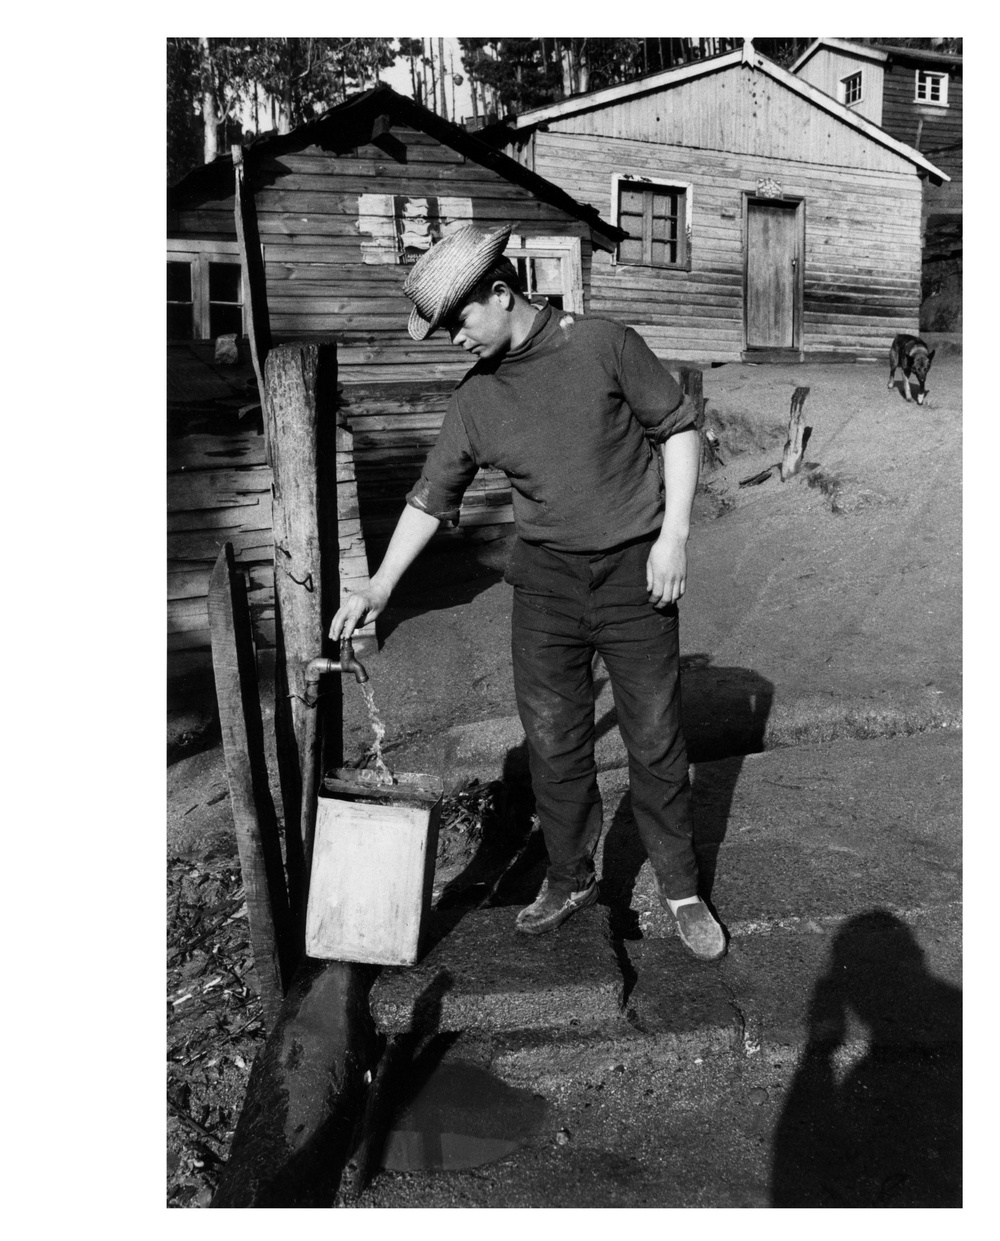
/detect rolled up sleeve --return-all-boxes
[405,397,480,525]
[618,327,698,445]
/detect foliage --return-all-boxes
[458,38,746,118]
[167,37,395,184]
[167,39,204,185]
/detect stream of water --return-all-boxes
[360,681,394,783]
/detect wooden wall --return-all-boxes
[168,124,595,655]
[167,398,275,657]
[793,47,885,126]
[540,64,908,174]
[512,64,923,363]
[881,61,962,217]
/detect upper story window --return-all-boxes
[915,69,949,105]
[613,175,691,270]
[167,239,247,340]
[839,71,863,106]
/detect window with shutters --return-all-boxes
[612,175,691,270]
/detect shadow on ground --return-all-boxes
[369,540,507,644]
[771,909,962,1207]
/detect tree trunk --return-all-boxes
[438,38,448,120]
[199,37,219,164]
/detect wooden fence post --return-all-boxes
[265,342,342,932]
[209,543,293,1024]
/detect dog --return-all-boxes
[888,334,935,406]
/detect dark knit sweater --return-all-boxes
[405,304,697,552]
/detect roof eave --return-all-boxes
[168,83,625,243]
[789,37,889,73]
[754,55,949,181]
[510,47,746,130]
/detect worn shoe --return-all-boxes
[515,877,599,936]
[673,899,727,961]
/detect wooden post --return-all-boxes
[209,543,293,1025]
[678,367,704,424]
[780,386,810,481]
[233,144,273,410]
[265,343,342,930]
[679,367,710,470]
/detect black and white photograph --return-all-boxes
[165,33,964,1210]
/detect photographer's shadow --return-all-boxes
[601,654,773,935]
[771,910,962,1207]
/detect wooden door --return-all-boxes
[745,201,800,349]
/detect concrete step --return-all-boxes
[371,733,962,1068]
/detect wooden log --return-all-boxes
[208,544,293,1026]
[265,343,343,930]
[210,959,379,1207]
[780,387,811,482]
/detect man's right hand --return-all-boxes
[328,584,390,643]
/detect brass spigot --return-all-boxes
[303,639,369,705]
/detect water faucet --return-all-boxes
[303,638,369,705]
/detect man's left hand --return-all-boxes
[646,534,687,607]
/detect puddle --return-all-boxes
[379,1061,549,1172]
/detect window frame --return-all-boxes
[611,173,693,272]
[167,238,253,340]
[839,70,864,107]
[914,69,949,106]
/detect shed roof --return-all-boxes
[169,82,624,249]
[503,43,948,183]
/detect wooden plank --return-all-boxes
[168,432,268,473]
[168,527,274,562]
[167,498,273,535]
[167,467,272,511]
[209,543,294,1024]
[233,145,272,397]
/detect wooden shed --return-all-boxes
[491,43,948,365]
[168,84,621,660]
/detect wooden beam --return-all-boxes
[265,343,343,930]
[233,144,273,411]
[208,543,294,1025]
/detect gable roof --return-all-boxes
[791,38,962,73]
[503,43,947,183]
[789,38,888,73]
[169,82,624,249]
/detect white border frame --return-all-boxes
[610,172,694,270]
[914,69,949,107]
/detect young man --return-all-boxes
[329,223,725,960]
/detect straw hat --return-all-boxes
[403,223,514,341]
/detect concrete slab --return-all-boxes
[370,904,624,1036]
[371,732,961,1059]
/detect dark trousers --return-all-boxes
[506,536,698,900]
